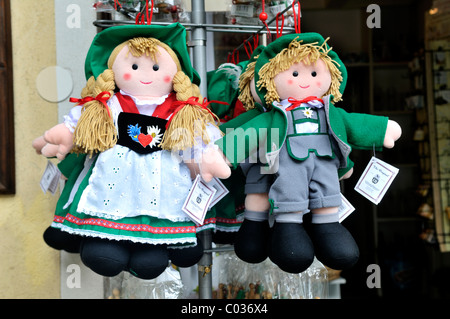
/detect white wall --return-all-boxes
[54,0,103,299]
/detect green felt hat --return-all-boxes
[254,32,347,107]
[206,45,265,118]
[84,22,200,85]
[206,61,246,118]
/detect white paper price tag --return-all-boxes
[338,193,355,223]
[40,160,61,195]
[182,175,217,225]
[207,177,229,208]
[354,157,399,205]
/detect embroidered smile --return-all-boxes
[140,81,153,85]
[299,85,310,89]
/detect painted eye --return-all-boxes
[292,71,299,77]
[132,64,138,70]
[153,64,160,71]
[311,71,317,77]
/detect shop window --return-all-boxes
[0,0,15,194]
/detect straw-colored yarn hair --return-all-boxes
[72,37,218,156]
[238,56,258,111]
[257,37,343,107]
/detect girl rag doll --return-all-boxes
[213,32,401,273]
[32,23,230,279]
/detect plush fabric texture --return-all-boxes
[84,23,200,85]
[253,32,348,107]
[215,97,387,178]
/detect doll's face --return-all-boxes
[112,44,178,100]
[273,58,331,101]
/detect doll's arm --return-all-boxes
[32,123,74,161]
[182,123,231,182]
[32,105,81,160]
[198,146,231,182]
[383,120,402,148]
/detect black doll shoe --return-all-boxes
[128,243,169,280]
[268,222,315,274]
[308,222,359,270]
[43,226,82,253]
[80,237,130,277]
[234,219,271,264]
[169,236,204,268]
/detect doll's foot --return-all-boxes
[308,222,359,270]
[234,219,270,263]
[269,222,314,273]
[43,226,82,253]
[80,237,130,277]
[128,244,169,279]
[169,237,204,268]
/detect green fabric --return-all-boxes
[53,153,88,221]
[206,166,246,233]
[216,106,286,169]
[206,46,265,119]
[206,61,246,118]
[84,23,200,85]
[57,153,86,179]
[215,98,388,178]
[253,32,348,108]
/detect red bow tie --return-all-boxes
[285,96,324,111]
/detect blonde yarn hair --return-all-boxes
[73,37,219,155]
[238,57,258,111]
[257,37,343,107]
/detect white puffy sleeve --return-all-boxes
[63,105,83,133]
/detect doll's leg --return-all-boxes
[269,211,315,274]
[308,207,359,270]
[80,237,131,277]
[234,193,271,263]
[128,243,169,280]
[168,236,204,268]
[267,155,315,273]
[307,160,359,270]
[43,226,82,253]
[234,162,272,263]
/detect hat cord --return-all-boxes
[136,0,154,25]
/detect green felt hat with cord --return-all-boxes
[84,22,200,86]
[206,45,265,118]
[254,32,348,108]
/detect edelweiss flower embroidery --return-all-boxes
[303,107,313,118]
[146,125,163,148]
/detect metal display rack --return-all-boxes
[95,0,296,299]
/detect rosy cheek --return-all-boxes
[123,73,132,81]
[316,81,322,88]
[163,75,172,83]
[287,79,294,85]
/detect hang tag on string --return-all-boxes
[182,175,217,225]
[354,153,399,205]
[207,177,229,208]
[40,160,61,195]
[338,193,355,222]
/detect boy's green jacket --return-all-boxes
[215,96,388,178]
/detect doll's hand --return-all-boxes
[383,120,402,149]
[199,147,231,183]
[339,167,353,180]
[32,123,74,160]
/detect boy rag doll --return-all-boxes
[213,32,401,273]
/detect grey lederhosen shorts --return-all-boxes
[240,159,274,194]
[268,145,342,214]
